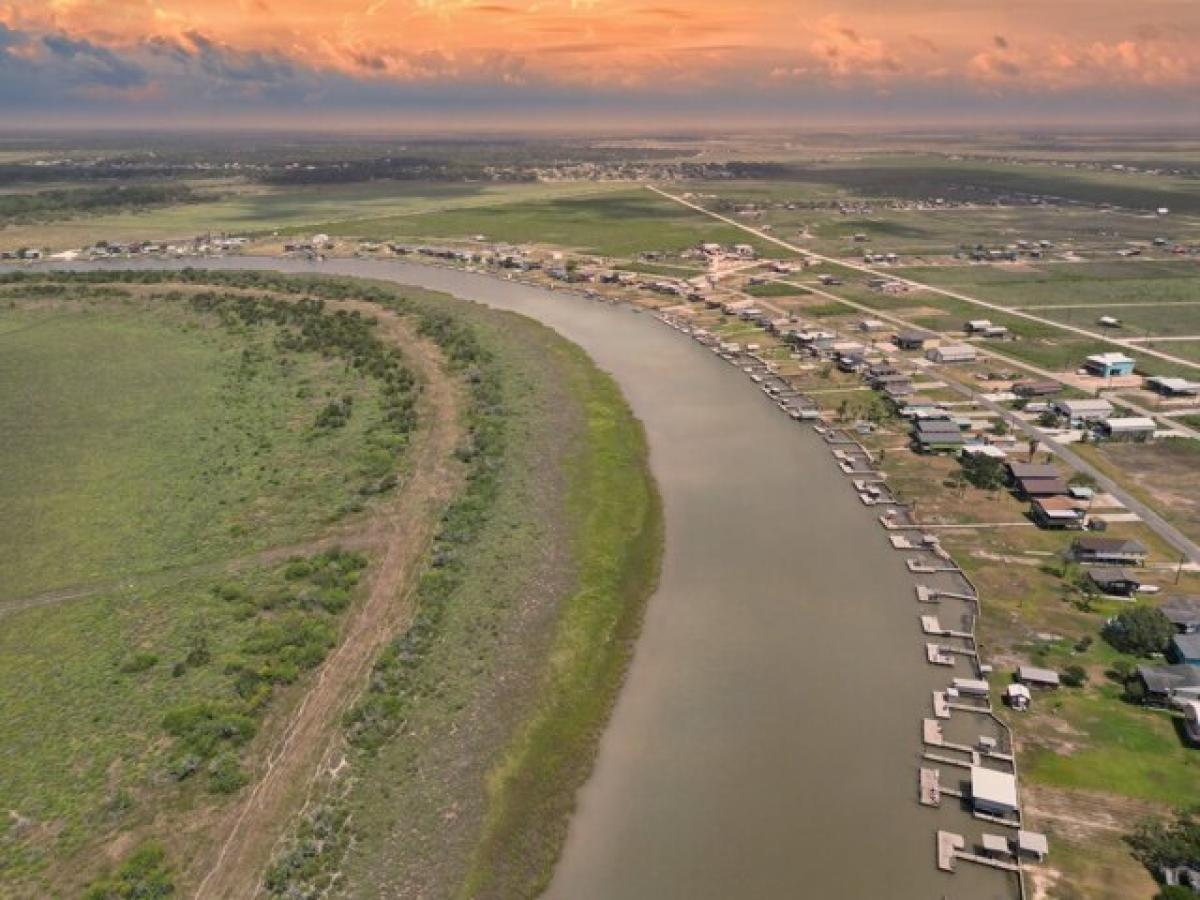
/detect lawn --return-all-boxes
[0,295,387,599]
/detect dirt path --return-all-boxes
[188,299,465,900]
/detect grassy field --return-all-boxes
[307,187,787,258]
[0,295,388,599]
[0,278,431,895]
[0,181,618,249]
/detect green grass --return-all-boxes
[745,281,809,298]
[309,188,788,258]
[459,343,661,898]
[1024,689,1200,804]
[3,180,613,249]
[0,296,387,598]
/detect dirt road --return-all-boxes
[188,298,465,899]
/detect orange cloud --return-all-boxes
[3,0,1199,92]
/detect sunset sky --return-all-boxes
[1,0,1198,128]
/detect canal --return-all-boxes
[56,257,1016,899]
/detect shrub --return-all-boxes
[1062,665,1088,688]
[1103,606,1175,657]
[83,843,173,899]
[119,653,159,674]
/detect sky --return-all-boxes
[1,0,1199,129]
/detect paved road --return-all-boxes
[647,185,1200,375]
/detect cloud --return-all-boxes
[42,32,147,87]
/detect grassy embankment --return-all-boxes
[0,275,421,895]
[254,276,661,899]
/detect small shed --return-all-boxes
[1098,417,1156,442]
[982,833,1013,858]
[1084,566,1144,597]
[1004,683,1032,710]
[1017,666,1061,689]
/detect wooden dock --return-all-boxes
[932,691,950,719]
[926,643,955,666]
[919,767,941,806]
[923,718,944,745]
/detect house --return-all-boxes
[927,344,977,364]
[1162,596,1200,634]
[1097,416,1156,442]
[1170,634,1200,666]
[894,330,937,351]
[1083,352,1136,378]
[1008,462,1059,482]
[1013,380,1062,398]
[1072,536,1148,566]
[1017,666,1061,689]
[859,318,888,333]
[1147,376,1199,398]
[1031,496,1086,530]
[915,419,966,453]
[964,319,1009,339]
[1054,398,1114,425]
[970,766,1019,817]
[1084,566,1144,596]
[1137,664,1200,705]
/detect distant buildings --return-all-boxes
[1071,536,1148,566]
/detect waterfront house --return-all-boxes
[1017,666,1061,689]
[1083,352,1136,378]
[1083,566,1144,596]
[1072,536,1148,566]
[1138,665,1200,705]
[1163,597,1200,634]
[1097,416,1157,442]
[1014,474,1070,499]
[970,766,1019,817]
[1008,462,1059,482]
[1170,634,1200,666]
[914,419,966,453]
[1053,398,1114,425]
[1031,496,1086,530]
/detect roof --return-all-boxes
[1017,831,1050,855]
[1074,536,1148,555]
[1148,376,1199,394]
[1009,462,1060,479]
[1162,596,1200,626]
[896,330,933,342]
[1016,475,1070,496]
[971,766,1018,809]
[916,418,961,434]
[1056,398,1115,415]
[1172,633,1200,659]
[1018,665,1061,685]
[1034,496,1082,512]
[1084,565,1141,586]
[982,834,1011,854]
[1138,664,1200,694]
[1086,352,1135,366]
[1101,416,1157,432]
[1005,683,1032,699]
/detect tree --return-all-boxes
[961,453,1007,491]
[993,419,1010,436]
[1156,886,1197,900]
[1103,605,1175,657]
[1062,664,1088,687]
[1129,806,1200,877]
